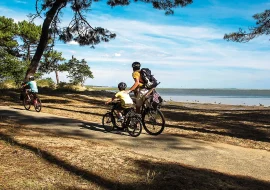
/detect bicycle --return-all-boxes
[141,88,165,135]
[102,102,143,137]
[23,92,42,112]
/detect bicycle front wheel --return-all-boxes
[127,116,142,137]
[102,113,114,132]
[23,96,31,110]
[34,98,42,112]
[142,109,165,135]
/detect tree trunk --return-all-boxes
[24,0,65,81]
[55,69,59,85]
[27,43,30,62]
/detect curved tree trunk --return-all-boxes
[24,0,65,81]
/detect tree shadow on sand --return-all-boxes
[42,105,105,117]
[161,104,270,143]
[0,132,269,190]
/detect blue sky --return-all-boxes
[1,0,270,88]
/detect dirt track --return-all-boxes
[1,105,270,182]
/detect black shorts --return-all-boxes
[114,103,124,111]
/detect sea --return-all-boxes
[155,88,270,106]
[100,87,270,106]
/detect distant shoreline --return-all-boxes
[89,87,270,107]
[88,86,270,91]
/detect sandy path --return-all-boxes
[1,106,270,182]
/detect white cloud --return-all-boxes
[15,0,27,4]
[0,7,13,12]
[67,41,79,45]
[114,53,121,57]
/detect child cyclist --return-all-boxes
[22,76,38,99]
[106,82,133,121]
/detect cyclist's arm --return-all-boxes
[105,96,117,104]
[22,82,28,87]
[128,77,140,93]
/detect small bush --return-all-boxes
[57,82,86,92]
[37,78,56,89]
[0,80,17,89]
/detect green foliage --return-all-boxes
[0,17,44,84]
[224,9,270,42]
[62,57,94,86]
[0,16,22,84]
[0,17,58,84]
[0,54,26,86]
[18,20,42,61]
[39,50,65,73]
[0,16,19,55]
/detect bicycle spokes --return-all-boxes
[127,117,142,137]
[142,109,165,135]
[34,98,42,112]
[106,117,111,123]
[102,113,114,132]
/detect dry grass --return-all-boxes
[1,88,270,189]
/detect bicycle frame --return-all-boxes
[103,102,142,137]
[23,90,42,112]
[141,88,156,114]
[108,103,135,127]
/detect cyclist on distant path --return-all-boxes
[127,62,148,113]
[22,76,39,99]
[106,82,133,121]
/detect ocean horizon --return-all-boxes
[90,86,270,106]
[156,88,270,106]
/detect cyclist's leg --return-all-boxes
[115,103,124,120]
[135,96,143,113]
[33,92,38,99]
[136,88,149,113]
[25,89,31,99]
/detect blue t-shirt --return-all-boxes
[26,81,38,93]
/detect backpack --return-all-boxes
[151,90,163,110]
[140,68,159,89]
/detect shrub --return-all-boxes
[57,82,86,92]
[0,79,17,89]
[37,78,56,89]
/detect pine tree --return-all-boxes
[224,9,270,43]
[39,50,66,84]
[61,56,94,86]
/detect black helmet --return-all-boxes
[132,62,141,68]
[29,76,34,81]
[118,82,127,91]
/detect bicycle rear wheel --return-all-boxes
[23,96,31,110]
[127,117,142,137]
[142,109,165,135]
[102,113,114,132]
[34,98,42,112]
